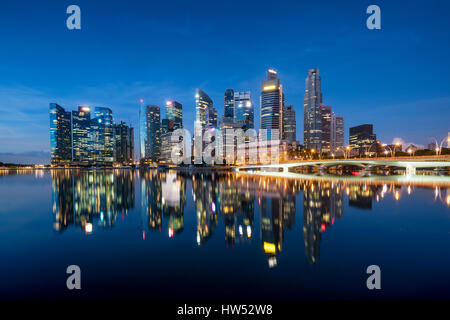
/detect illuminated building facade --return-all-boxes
[49,103,72,165]
[261,68,283,140]
[320,105,331,154]
[113,121,134,164]
[304,69,323,152]
[92,107,114,164]
[282,105,296,143]
[234,91,254,130]
[331,113,345,154]
[194,89,216,161]
[166,100,183,130]
[224,88,235,119]
[349,124,377,156]
[140,104,161,162]
[72,106,92,164]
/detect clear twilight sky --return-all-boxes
[0,0,450,163]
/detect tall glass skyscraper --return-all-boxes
[166,101,183,130]
[282,105,296,143]
[261,69,283,140]
[224,88,235,119]
[234,91,254,130]
[194,89,216,161]
[320,105,331,154]
[331,113,345,154]
[114,121,134,164]
[91,107,114,164]
[304,69,323,151]
[195,88,214,130]
[140,104,161,162]
[72,106,91,164]
[49,103,72,165]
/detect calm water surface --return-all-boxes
[0,169,449,299]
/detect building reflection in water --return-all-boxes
[192,174,218,245]
[47,168,450,267]
[52,169,135,233]
[303,181,343,264]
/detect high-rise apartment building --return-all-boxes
[49,103,72,165]
[304,69,323,151]
[261,68,283,140]
[331,113,344,154]
[282,105,296,143]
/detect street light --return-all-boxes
[382,144,394,157]
[430,136,450,156]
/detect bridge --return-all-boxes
[234,157,450,177]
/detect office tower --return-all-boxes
[304,69,323,151]
[234,91,254,130]
[320,105,331,154]
[331,113,344,154]
[139,104,161,162]
[261,68,283,140]
[219,118,241,164]
[349,124,376,156]
[49,103,72,165]
[90,107,114,165]
[195,88,213,130]
[114,121,134,164]
[166,100,183,130]
[72,106,91,164]
[207,105,218,128]
[282,105,296,143]
[224,89,235,119]
[194,89,215,161]
[160,99,181,163]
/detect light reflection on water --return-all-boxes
[50,169,450,264]
[0,169,449,299]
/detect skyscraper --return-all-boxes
[195,88,214,130]
[91,107,114,164]
[113,121,134,164]
[282,105,296,143]
[234,91,254,130]
[261,69,283,140]
[304,69,323,152]
[349,124,376,156]
[207,105,218,128]
[331,113,344,154]
[72,106,91,164]
[140,104,161,162]
[224,89,235,119]
[320,105,331,154]
[166,100,183,130]
[49,103,72,165]
[194,89,215,161]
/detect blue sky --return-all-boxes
[0,0,450,163]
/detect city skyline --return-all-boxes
[1,0,450,163]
